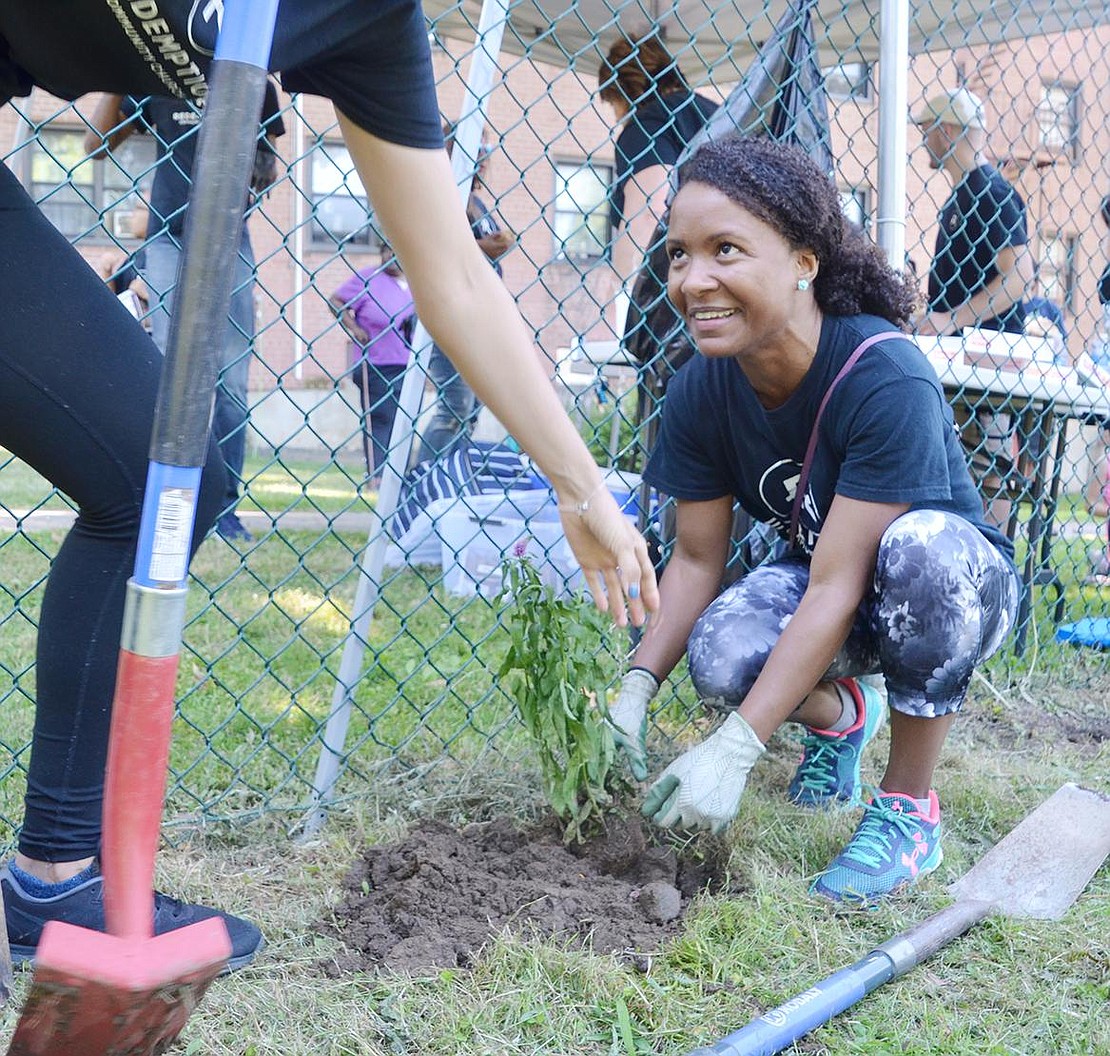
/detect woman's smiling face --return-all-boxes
[666,181,814,359]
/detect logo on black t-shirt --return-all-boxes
[757,459,801,523]
[188,0,221,56]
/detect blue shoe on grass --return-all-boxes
[810,789,944,903]
[217,511,253,544]
[788,677,886,807]
[1,861,263,971]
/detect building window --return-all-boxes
[310,141,378,249]
[839,185,871,232]
[552,161,612,261]
[27,127,155,243]
[822,63,872,102]
[1038,232,1076,312]
[1035,82,1080,158]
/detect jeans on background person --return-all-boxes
[144,228,257,528]
[417,343,482,463]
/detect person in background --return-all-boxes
[415,126,516,464]
[329,245,416,486]
[913,87,1035,532]
[0,1,655,972]
[95,201,151,330]
[84,81,286,544]
[1080,194,1110,580]
[608,137,1018,904]
[598,32,719,334]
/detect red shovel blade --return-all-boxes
[6,918,230,1056]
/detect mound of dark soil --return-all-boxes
[322,814,727,974]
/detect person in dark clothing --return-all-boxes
[598,33,719,332]
[912,87,1035,529]
[84,82,287,543]
[607,138,1019,905]
[0,0,657,971]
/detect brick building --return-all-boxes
[1,24,1106,454]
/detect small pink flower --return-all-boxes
[512,539,528,557]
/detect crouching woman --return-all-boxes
[609,137,1018,903]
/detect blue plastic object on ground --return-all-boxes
[1055,618,1110,649]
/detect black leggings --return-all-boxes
[0,164,226,861]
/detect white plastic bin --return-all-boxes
[438,492,582,599]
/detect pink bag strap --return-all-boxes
[789,330,906,549]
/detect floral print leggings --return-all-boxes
[687,510,1020,718]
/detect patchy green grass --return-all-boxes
[0,448,1107,1053]
[0,694,1102,1056]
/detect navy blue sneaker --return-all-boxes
[788,677,886,808]
[1,862,263,971]
[217,512,253,543]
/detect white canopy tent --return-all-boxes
[423,0,1109,265]
[304,0,1109,833]
[424,0,1109,71]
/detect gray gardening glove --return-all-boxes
[607,668,659,781]
[642,712,766,834]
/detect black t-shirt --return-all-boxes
[122,83,285,237]
[927,164,1028,333]
[610,89,719,228]
[1099,263,1110,306]
[0,2,441,149]
[645,313,1015,564]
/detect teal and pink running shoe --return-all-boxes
[788,677,886,808]
[810,789,944,903]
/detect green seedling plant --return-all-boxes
[498,547,624,842]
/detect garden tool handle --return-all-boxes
[686,900,993,1056]
[101,0,281,942]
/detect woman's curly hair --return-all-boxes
[676,137,918,327]
[598,33,687,110]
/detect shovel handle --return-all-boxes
[688,900,993,1056]
[102,0,281,939]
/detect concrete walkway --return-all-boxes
[0,507,380,535]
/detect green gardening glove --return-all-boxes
[606,668,659,781]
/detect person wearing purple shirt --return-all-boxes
[330,248,416,483]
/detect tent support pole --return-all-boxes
[301,0,508,838]
[877,0,910,270]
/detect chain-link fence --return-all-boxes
[0,1,1107,841]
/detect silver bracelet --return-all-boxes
[558,482,606,518]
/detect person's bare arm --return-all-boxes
[917,244,1035,334]
[328,293,369,345]
[476,229,515,261]
[611,163,670,285]
[82,94,136,158]
[335,110,658,623]
[630,496,733,679]
[736,495,910,743]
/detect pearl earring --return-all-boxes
[797,278,810,292]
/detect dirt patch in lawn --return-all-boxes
[322,814,726,974]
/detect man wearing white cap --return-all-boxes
[913,87,1034,527]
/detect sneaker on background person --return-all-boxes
[788,676,887,808]
[810,788,944,903]
[217,510,253,544]
[1,860,264,971]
